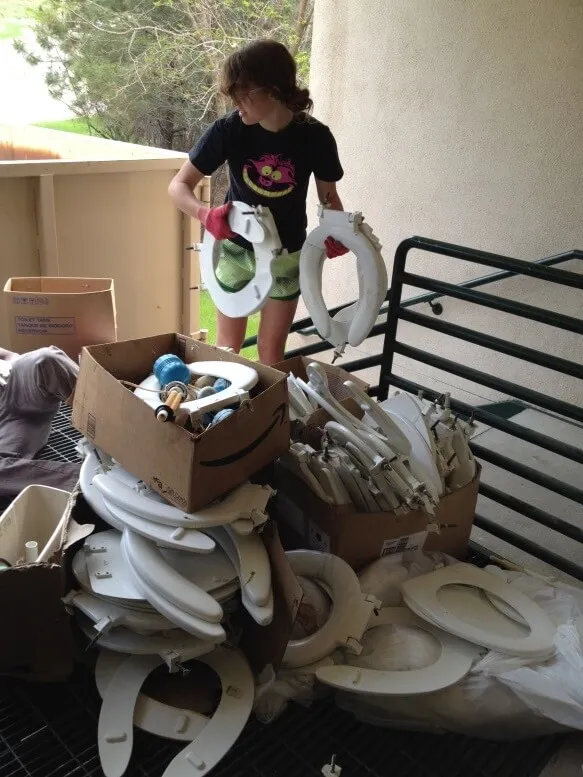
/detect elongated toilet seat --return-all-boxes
[282,550,379,668]
[95,650,208,742]
[400,563,557,659]
[135,359,258,418]
[66,590,174,636]
[299,207,387,357]
[315,606,480,696]
[92,472,270,534]
[200,201,284,317]
[97,648,253,777]
[204,525,274,626]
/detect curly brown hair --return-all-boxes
[220,39,313,114]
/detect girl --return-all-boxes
[168,38,347,365]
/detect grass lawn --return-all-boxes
[34,117,103,135]
[0,19,24,39]
[0,0,39,39]
[200,290,259,360]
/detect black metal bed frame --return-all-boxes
[245,240,583,581]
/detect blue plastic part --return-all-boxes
[213,377,231,393]
[202,412,214,427]
[153,354,190,387]
[197,386,217,399]
[211,408,236,426]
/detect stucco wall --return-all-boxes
[304,0,583,404]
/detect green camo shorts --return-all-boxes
[215,240,301,302]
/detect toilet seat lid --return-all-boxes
[400,563,556,658]
[315,607,480,695]
[283,550,378,668]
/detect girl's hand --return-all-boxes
[200,203,236,240]
[325,237,349,259]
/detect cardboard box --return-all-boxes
[0,489,94,681]
[272,463,480,571]
[72,333,290,512]
[4,277,117,360]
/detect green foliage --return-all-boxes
[16,0,314,150]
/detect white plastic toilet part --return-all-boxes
[400,563,557,659]
[72,546,155,613]
[91,468,271,535]
[160,647,254,777]
[95,650,209,742]
[315,607,480,696]
[82,530,146,601]
[299,206,388,359]
[200,201,284,317]
[344,380,412,457]
[120,532,227,643]
[204,525,274,627]
[121,530,224,624]
[135,359,258,420]
[65,590,174,636]
[282,550,380,669]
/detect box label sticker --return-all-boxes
[12,295,49,306]
[308,521,331,553]
[381,530,428,557]
[14,316,75,336]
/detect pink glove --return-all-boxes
[200,202,236,240]
[325,236,349,259]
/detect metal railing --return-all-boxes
[265,240,583,580]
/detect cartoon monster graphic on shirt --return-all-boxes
[243,154,296,198]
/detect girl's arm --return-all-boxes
[315,179,344,211]
[168,161,208,221]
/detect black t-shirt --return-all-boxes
[189,111,344,253]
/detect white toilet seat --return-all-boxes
[200,201,283,317]
[282,550,379,668]
[95,650,208,742]
[161,648,254,777]
[135,359,258,419]
[66,590,174,636]
[92,472,270,533]
[315,606,480,696]
[82,530,145,601]
[121,530,223,624]
[204,525,274,626]
[401,563,557,659]
[299,207,387,357]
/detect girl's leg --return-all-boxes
[257,297,299,365]
[216,310,248,353]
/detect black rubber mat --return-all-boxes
[0,406,565,777]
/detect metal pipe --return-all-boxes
[397,272,583,335]
[479,483,583,543]
[393,341,583,424]
[474,513,583,582]
[398,308,583,380]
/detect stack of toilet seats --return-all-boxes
[282,364,441,515]
[313,562,557,705]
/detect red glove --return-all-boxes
[325,236,349,259]
[199,202,236,240]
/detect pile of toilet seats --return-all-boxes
[282,363,475,515]
[72,444,276,777]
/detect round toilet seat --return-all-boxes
[299,208,387,355]
[315,606,480,696]
[400,563,557,659]
[121,530,223,623]
[95,650,208,742]
[282,550,379,669]
[200,201,283,317]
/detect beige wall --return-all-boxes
[306,0,583,404]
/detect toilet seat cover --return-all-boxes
[79,619,215,659]
[299,208,387,355]
[315,607,479,696]
[401,563,557,658]
[68,590,174,635]
[121,530,223,623]
[95,650,208,742]
[283,550,378,668]
[135,359,258,417]
[200,201,283,318]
